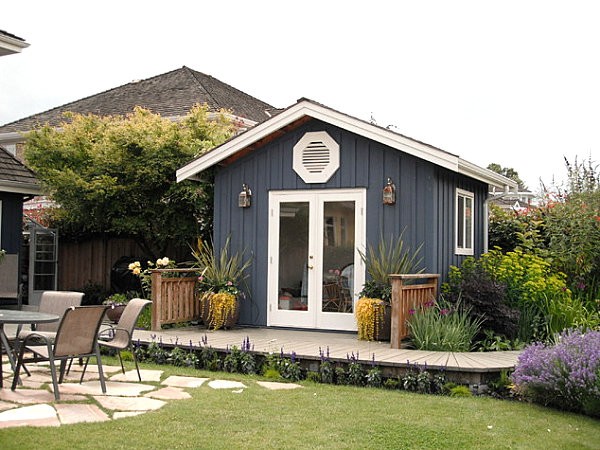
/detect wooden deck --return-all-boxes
[133,326,521,385]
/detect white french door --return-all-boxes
[267,189,365,330]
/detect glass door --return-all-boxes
[268,189,365,330]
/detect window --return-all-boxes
[455,189,474,255]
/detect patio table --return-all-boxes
[0,309,59,387]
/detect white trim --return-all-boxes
[177,99,517,191]
[267,188,365,331]
[292,131,340,183]
[0,34,29,56]
[455,188,474,256]
[0,180,42,195]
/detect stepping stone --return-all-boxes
[0,400,17,412]
[0,387,56,404]
[55,403,110,424]
[56,380,155,397]
[145,387,191,400]
[208,380,246,390]
[67,364,122,374]
[162,376,208,388]
[110,369,163,382]
[0,404,60,428]
[257,381,303,390]
[113,411,146,419]
[94,395,166,412]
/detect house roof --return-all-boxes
[0,146,40,195]
[0,29,29,57]
[0,66,278,134]
[177,98,518,191]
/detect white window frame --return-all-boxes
[455,189,474,255]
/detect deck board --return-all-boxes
[132,326,520,380]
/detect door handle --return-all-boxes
[307,265,314,270]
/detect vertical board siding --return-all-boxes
[214,118,488,327]
[0,193,24,253]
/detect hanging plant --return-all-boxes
[201,291,238,330]
[356,297,386,340]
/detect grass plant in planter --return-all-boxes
[192,236,251,330]
[356,232,423,341]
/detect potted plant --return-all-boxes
[103,293,130,323]
[356,231,423,341]
[192,236,251,330]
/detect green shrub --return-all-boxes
[450,385,472,397]
[407,297,483,351]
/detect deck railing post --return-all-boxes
[151,270,162,331]
[389,273,440,349]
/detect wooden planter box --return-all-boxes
[150,269,200,330]
[389,274,439,349]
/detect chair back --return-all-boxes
[53,305,108,357]
[112,299,152,347]
[36,291,84,332]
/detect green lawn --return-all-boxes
[1,361,599,450]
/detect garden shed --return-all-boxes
[177,98,517,332]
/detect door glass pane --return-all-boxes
[322,201,355,313]
[278,202,309,311]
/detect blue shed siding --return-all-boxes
[0,192,24,254]
[213,119,487,326]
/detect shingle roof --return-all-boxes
[0,66,278,133]
[0,146,39,192]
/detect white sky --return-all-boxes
[2,1,599,191]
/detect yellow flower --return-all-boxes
[132,267,141,275]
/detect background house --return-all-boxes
[178,98,517,331]
[0,29,36,307]
[0,66,277,296]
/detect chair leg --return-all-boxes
[95,346,107,394]
[10,344,26,391]
[58,359,68,384]
[131,344,142,381]
[117,350,125,374]
[48,355,60,401]
[80,357,90,383]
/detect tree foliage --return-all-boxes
[487,163,527,190]
[24,105,235,258]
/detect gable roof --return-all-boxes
[177,98,518,191]
[0,29,29,57]
[0,66,278,134]
[0,146,40,195]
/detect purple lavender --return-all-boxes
[511,328,600,415]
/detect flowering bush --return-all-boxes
[511,329,600,417]
[355,297,386,341]
[129,256,176,298]
[407,297,483,352]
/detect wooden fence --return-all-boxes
[389,274,440,349]
[150,269,200,330]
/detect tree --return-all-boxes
[487,163,527,190]
[24,105,235,258]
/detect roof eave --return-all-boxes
[0,180,42,195]
[458,159,518,192]
[0,34,30,56]
[177,100,460,182]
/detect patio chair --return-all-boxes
[98,298,152,381]
[18,291,84,341]
[11,305,109,401]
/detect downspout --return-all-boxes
[483,186,511,253]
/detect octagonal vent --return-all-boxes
[293,131,340,183]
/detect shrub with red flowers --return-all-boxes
[511,328,600,417]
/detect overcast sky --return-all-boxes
[2,1,599,191]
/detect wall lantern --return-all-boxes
[382,177,396,205]
[238,183,252,208]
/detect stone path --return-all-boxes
[0,357,302,429]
